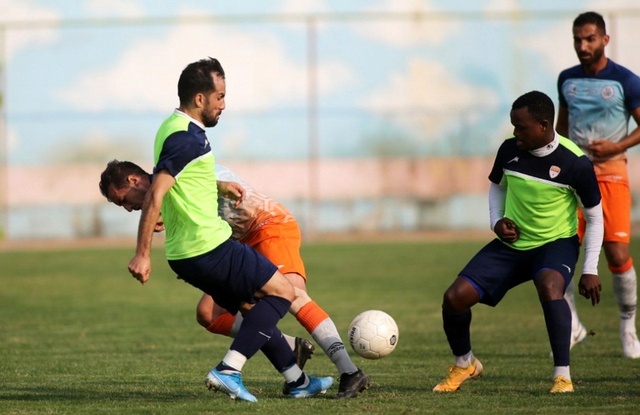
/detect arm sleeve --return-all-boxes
[581,202,604,275]
[623,72,640,111]
[489,182,506,231]
[155,130,209,178]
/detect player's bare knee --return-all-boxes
[442,277,478,312]
[259,272,296,302]
[195,296,214,328]
[442,289,455,310]
[284,272,307,291]
[606,252,630,268]
[289,288,312,314]
[442,289,470,313]
[535,272,565,301]
[604,242,630,267]
[196,311,210,328]
[195,303,212,328]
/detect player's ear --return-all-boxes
[127,174,138,186]
[194,92,206,108]
[540,120,548,131]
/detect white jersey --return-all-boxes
[215,165,295,242]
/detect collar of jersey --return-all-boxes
[173,108,206,130]
[529,133,558,158]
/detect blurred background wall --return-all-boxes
[1,1,639,240]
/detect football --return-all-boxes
[348,310,399,359]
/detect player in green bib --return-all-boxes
[432,91,604,394]
[153,111,230,259]
[126,58,332,402]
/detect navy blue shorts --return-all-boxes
[459,236,579,307]
[168,239,278,315]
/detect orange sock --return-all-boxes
[609,258,634,274]
[206,312,236,336]
[295,301,329,333]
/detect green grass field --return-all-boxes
[1,238,640,414]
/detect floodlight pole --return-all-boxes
[307,16,319,236]
[0,26,7,240]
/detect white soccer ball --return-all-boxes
[348,310,399,359]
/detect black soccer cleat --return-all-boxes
[335,368,371,398]
[294,337,316,370]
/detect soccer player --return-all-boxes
[99,161,370,398]
[432,91,603,394]
[556,11,640,359]
[124,57,333,402]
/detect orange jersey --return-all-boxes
[216,165,295,242]
[216,165,306,278]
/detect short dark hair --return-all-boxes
[511,91,555,124]
[99,160,148,198]
[177,57,225,106]
[573,11,606,34]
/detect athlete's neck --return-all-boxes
[583,57,609,76]
[529,133,558,157]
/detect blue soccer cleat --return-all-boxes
[205,369,257,403]
[287,375,334,398]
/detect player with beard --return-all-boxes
[124,57,333,402]
[556,11,640,359]
[99,161,370,398]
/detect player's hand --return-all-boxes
[153,214,165,232]
[588,139,622,159]
[128,254,151,285]
[494,218,519,243]
[154,220,165,232]
[217,181,245,207]
[578,273,601,306]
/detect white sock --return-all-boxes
[553,366,570,380]
[281,365,304,384]
[564,279,583,332]
[612,268,638,334]
[221,349,247,372]
[312,319,358,375]
[455,351,474,368]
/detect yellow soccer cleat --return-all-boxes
[549,375,574,394]
[432,358,483,392]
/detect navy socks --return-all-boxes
[228,295,291,360]
[442,308,472,357]
[542,299,571,366]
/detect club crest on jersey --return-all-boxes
[601,85,614,100]
[564,82,577,96]
[549,165,561,179]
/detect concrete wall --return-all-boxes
[4,155,640,239]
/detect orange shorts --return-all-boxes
[242,219,306,280]
[578,159,631,243]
